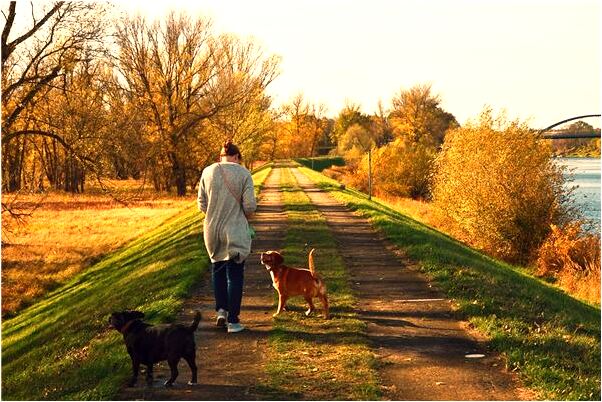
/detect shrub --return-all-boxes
[431,109,570,264]
[350,138,436,199]
[537,222,600,304]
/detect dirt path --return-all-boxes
[117,163,534,400]
[117,167,286,401]
[289,166,534,400]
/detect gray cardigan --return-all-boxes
[197,162,257,263]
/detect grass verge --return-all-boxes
[299,166,601,401]
[1,166,272,400]
[256,167,380,400]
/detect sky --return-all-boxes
[103,0,601,128]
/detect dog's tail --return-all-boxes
[189,311,202,332]
[308,248,316,277]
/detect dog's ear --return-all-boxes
[273,252,284,266]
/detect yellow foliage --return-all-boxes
[349,138,436,199]
[432,108,568,263]
[536,222,600,304]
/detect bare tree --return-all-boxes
[114,14,278,195]
[1,1,108,193]
[1,1,108,237]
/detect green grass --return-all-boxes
[1,207,205,400]
[256,167,380,400]
[1,167,272,401]
[298,166,601,401]
[295,156,345,172]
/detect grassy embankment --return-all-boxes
[1,190,193,316]
[299,165,600,401]
[1,164,273,400]
[255,167,380,400]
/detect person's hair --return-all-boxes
[220,140,242,160]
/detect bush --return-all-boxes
[537,222,600,304]
[431,109,570,264]
[349,138,436,199]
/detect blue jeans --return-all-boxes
[212,259,245,324]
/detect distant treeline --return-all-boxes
[2,1,599,202]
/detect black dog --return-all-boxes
[109,310,201,387]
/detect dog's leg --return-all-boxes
[145,363,154,387]
[320,293,330,319]
[184,353,198,385]
[164,358,179,387]
[304,296,315,316]
[274,292,287,317]
[129,359,140,387]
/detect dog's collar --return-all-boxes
[120,319,137,334]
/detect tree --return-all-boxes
[355,84,459,199]
[331,102,372,148]
[35,60,111,192]
[550,120,600,156]
[371,100,394,147]
[114,14,278,195]
[1,1,108,193]
[389,84,458,146]
[278,94,327,158]
[206,91,276,171]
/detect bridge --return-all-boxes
[538,114,601,139]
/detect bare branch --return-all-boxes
[1,1,64,67]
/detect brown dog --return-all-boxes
[260,249,329,319]
[109,310,201,387]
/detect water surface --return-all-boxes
[556,157,600,232]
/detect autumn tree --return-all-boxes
[371,100,394,146]
[356,84,459,199]
[34,60,112,192]
[331,102,372,150]
[1,1,108,195]
[389,84,458,146]
[277,94,328,158]
[113,14,278,195]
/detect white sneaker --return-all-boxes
[216,309,227,327]
[227,323,245,333]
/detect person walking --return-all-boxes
[197,140,257,333]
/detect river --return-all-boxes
[556,157,601,233]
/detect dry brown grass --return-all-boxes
[537,222,601,304]
[1,180,195,316]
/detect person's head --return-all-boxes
[220,140,242,163]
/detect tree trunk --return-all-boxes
[170,153,187,196]
[2,136,25,192]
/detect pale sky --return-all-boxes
[119,1,600,128]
